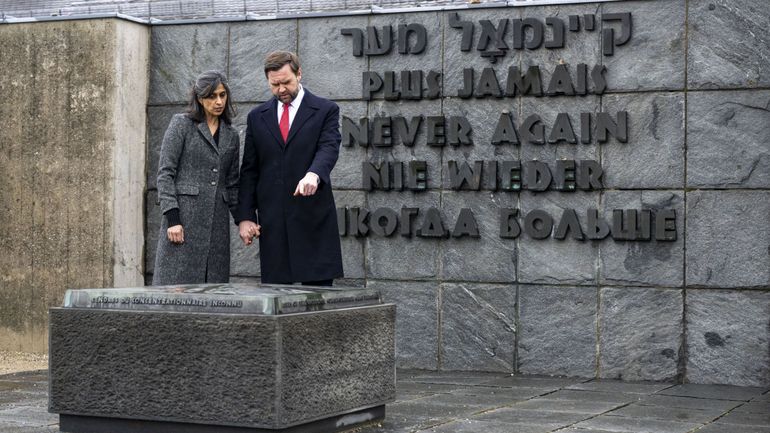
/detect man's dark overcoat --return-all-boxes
[236,89,343,284]
[154,114,240,285]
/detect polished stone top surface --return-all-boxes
[62,283,382,315]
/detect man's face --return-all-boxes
[268,64,301,104]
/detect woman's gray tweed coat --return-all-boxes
[153,113,239,285]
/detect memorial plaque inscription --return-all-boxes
[63,283,382,315]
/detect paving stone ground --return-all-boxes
[0,369,767,433]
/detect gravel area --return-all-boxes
[0,351,48,375]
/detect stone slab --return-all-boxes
[603,0,686,91]
[638,394,742,412]
[334,190,367,280]
[442,8,522,102]
[60,407,384,433]
[518,285,597,377]
[606,404,726,424]
[298,15,369,100]
[688,0,770,89]
[368,280,439,370]
[472,407,588,428]
[572,415,700,433]
[145,105,182,190]
[368,11,443,96]
[228,20,298,103]
[687,90,770,188]
[566,380,672,395]
[711,411,770,427]
[439,192,517,282]
[49,300,396,429]
[518,192,601,285]
[601,93,685,189]
[685,191,770,288]
[335,101,368,191]
[659,383,767,401]
[431,419,558,433]
[149,24,229,104]
[62,284,382,315]
[686,290,770,387]
[693,423,770,433]
[366,191,442,280]
[440,283,516,372]
[599,287,682,382]
[511,398,624,414]
[545,389,642,405]
[367,99,443,190]
[599,191,684,286]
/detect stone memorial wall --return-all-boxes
[143,0,770,387]
[0,18,149,353]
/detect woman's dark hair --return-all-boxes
[185,70,236,125]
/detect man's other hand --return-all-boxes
[293,172,320,196]
[238,220,261,245]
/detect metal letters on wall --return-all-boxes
[337,9,678,242]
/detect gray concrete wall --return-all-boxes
[0,18,149,352]
[154,0,767,387]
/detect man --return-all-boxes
[235,51,343,286]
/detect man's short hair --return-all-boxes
[264,51,300,77]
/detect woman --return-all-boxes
[153,70,240,285]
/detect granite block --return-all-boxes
[440,283,516,372]
[145,189,160,276]
[519,95,601,162]
[368,280,438,370]
[599,287,683,382]
[146,105,184,190]
[49,301,395,428]
[518,192,601,285]
[441,98,521,180]
[599,190,685,286]
[520,3,602,83]
[149,24,229,104]
[439,192,517,282]
[603,0,686,91]
[685,191,770,287]
[229,20,298,103]
[298,15,369,100]
[687,90,770,188]
[334,190,367,280]
[368,12,443,97]
[686,290,770,387]
[688,0,770,89]
[518,285,597,377]
[335,101,368,190]
[602,93,685,189]
[229,221,260,278]
[442,8,522,102]
[366,191,442,280]
[367,99,443,190]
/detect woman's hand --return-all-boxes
[238,221,261,245]
[167,225,184,244]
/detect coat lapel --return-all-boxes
[196,122,220,154]
[260,100,284,147]
[286,91,318,145]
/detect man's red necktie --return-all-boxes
[279,103,290,143]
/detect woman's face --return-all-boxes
[198,83,227,119]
